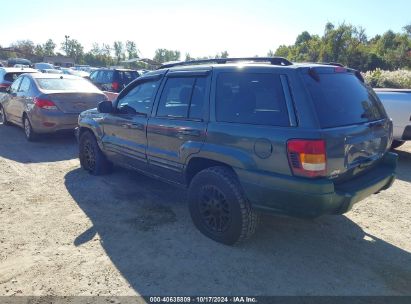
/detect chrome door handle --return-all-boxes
[121,123,144,130]
[177,129,201,137]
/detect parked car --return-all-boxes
[34,62,61,74]
[375,88,411,149]
[0,73,107,141]
[0,67,38,92]
[88,68,140,93]
[61,68,89,78]
[76,57,397,245]
[7,58,31,67]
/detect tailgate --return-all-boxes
[302,67,392,180]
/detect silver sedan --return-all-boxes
[0,73,108,141]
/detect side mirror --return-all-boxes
[97,100,114,113]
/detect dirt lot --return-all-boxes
[0,121,410,297]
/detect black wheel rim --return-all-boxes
[199,185,231,233]
[83,140,96,171]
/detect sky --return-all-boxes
[1,0,411,59]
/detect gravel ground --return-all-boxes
[0,121,410,296]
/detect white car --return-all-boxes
[375,88,411,149]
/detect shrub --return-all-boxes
[363,69,411,89]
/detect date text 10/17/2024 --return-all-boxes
[148,296,258,303]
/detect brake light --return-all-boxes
[0,83,9,88]
[34,98,57,110]
[112,81,119,91]
[287,139,326,178]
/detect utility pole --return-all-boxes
[64,35,70,56]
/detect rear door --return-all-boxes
[146,70,210,183]
[301,67,391,181]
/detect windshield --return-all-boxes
[36,77,100,92]
[303,72,386,128]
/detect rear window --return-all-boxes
[36,78,99,92]
[4,72,25,82]
[303,72,385,128]
[216,72,290,126]
[118,71,139,83]
[35,63,54,70]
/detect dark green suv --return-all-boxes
[76,57,397,245]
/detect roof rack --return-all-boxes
[159,57,293,69]
[316,62,344,67]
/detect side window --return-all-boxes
[216,73,290,126]
[117,78,161,115]
[189,77,207,120]
[102,71,114,83]
[10,77,23,93]
[18,77,31,93]
[89,71,99,81]
[157,78,194,118]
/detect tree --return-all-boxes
[295,31,311,45]
[10,40,35,58]
[185,53,194,61]
[60,38,84,62]
[153,49,181,63]
[215,51,229,58]
[43,39,56,56]
[113,41,125,63]
[34,45,44,57]
[403,24,411,36]
[126,40,139,59]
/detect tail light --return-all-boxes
[112,81,119,92]
[0,83,10,88]
[287,139,326,178]
[34,98,57,110]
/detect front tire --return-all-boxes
[188,166,259,245]
[391,140,405,149]
[23,116,37,141]
[79,131,112,175]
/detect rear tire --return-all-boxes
[391,140,405,149]
[0,106,11,126]
[23,116,37,141]
[188,166,259,245]
[79,131,112,175]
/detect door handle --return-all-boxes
[121,123,144,130]
[177,129,201,137]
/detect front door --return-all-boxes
[4,77,23,124]
[100,76,163,170]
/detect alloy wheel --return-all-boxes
[199,185,231,233]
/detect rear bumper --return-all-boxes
[30,110,79,133]
[236,152,397,218]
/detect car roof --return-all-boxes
[95,68,137,72]
[28,73,82,80]
[0,67,38,73]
